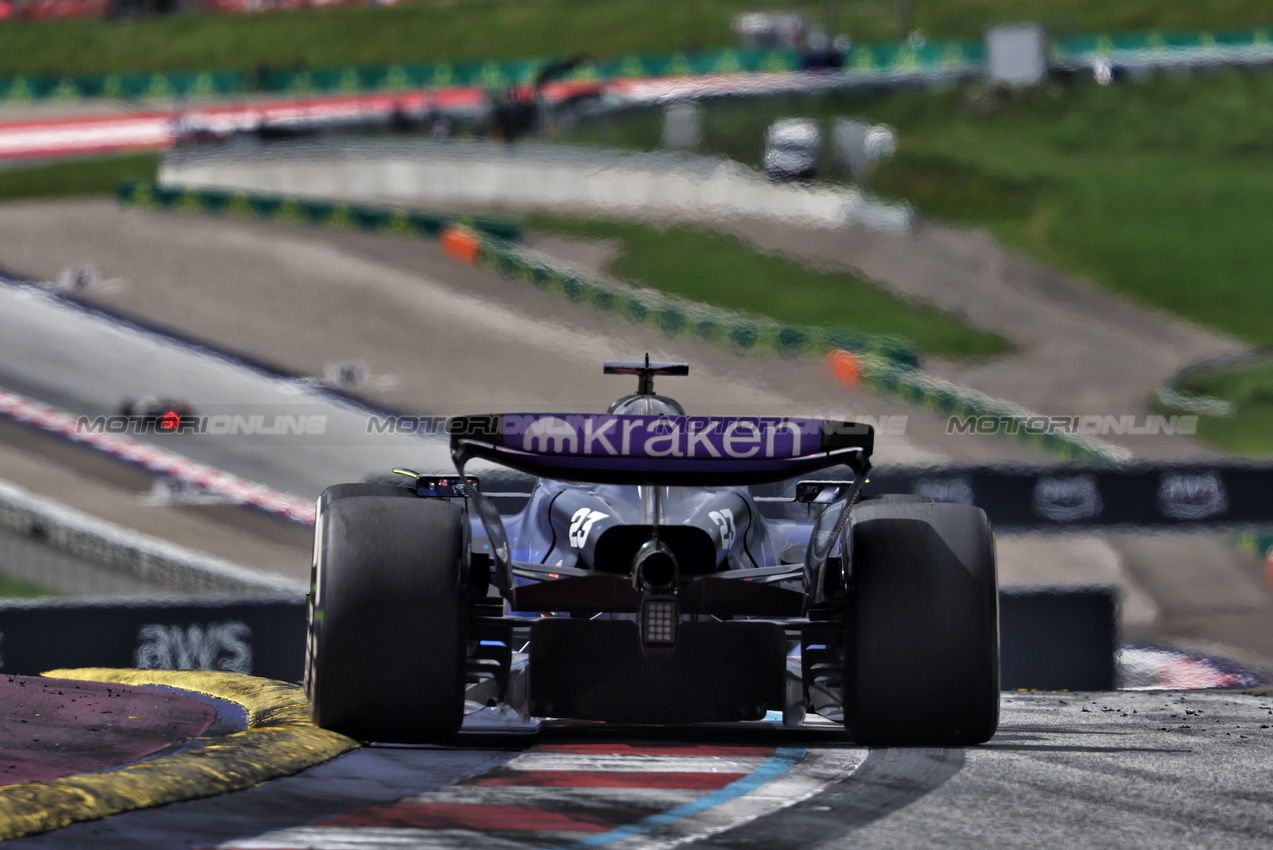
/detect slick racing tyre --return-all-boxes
[306,484,469,743]
[843,501,999,746]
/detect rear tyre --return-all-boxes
[325,481,415,501]
[843,501,999,746]
[305,485,468,743]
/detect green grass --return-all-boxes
[858,70,1273,349]
[0,153,159,202]
[525,213,1010,359]
[562,96,1049,222]
[0,572,56,598]
[567,70,1273,351]
[1174,361,1273,455]
[0,0,1268,77]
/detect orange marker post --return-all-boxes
[826,349,861,388]
[440,225,481,265]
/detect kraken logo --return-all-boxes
[522,416,579,453]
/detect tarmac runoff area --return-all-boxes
[0,669,355,842]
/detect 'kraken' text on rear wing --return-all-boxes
[450,413,873,486]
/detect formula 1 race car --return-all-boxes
[305,359,1000,746]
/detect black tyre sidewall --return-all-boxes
[844,501,1000,746]
[307,488,468,743]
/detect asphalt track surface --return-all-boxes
[0,73,901,162]
[0,271,452,500]
[0,208,956,510]
[4,687,1272,849]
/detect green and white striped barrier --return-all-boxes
[7,27,1273,104]
[115,179,1134,464]
[475,236,919,368]
[1233,530,1273,560]
[6,27,1272,104]
[1050,28,1273,66]
[117,181,521,243]
[0,47,802,103]
[856,353,1131,464]
[477,235,1128,464]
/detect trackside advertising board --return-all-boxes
[0,591,1113,691]
[862,461,1273,531]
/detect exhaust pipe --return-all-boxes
[632,538,678,593]
[634,538,679,646]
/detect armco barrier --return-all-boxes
[152,139,1131,464]
[117,181,521,243]
[0,478,301,595]
[0,589,1111,692]
[136,156,1115,467]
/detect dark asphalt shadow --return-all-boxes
[981,743,1195,754]
[691,746,965,849]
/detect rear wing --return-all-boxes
[450,413,872,485]
[450,412,872,605]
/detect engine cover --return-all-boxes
[528,618,785,724]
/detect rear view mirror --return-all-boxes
[415,476,478,498]
[392,468,478,498]
[794,480,857,504]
